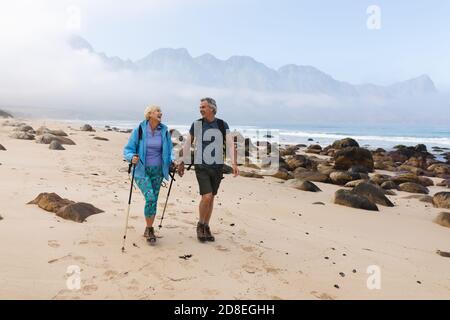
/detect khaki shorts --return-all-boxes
[195,165,223,195]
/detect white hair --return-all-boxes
[144,105,161,120]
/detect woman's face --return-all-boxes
[150,108,162,123]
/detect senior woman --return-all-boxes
[123,105,175,243]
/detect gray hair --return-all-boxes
[201,97,217,114]
[144,105,161,120]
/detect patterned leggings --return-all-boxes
[135,166,163,218]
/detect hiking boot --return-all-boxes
[144,227,156,243]
[197,222,207,242]
[204,224,215,242]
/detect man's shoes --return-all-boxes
[203,224,215,242]
[197,222,207,242]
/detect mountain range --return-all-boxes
[69,35,437,99]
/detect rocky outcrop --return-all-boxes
[329,171,365,185]
[333,189,378,211]
[289,180,321,192]
[80,124,95,132]
[36,126,68,136]
[434,212,450,228]
[56,202,104,223]
[49,140,65,150]
[432,192,450,209]
[27,193,74,213]
[27,193,103,223]
[294,170,329,183]
[352,182,394,207]
[331,138,359,150]
[35,134,75,145]
[398,182,429,194]
[333,147,374,172]
[9,132,35,140]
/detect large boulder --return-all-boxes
[289,180,321,192]
[9,132,35,140]
[399,182,429,194]
[56,202,103,223]
[353,182,394,207]
[294,170,329,183]
[279,145,299,156]
[28,193,103,223]
[14,125,35,133]
[305,144,322,154]
[434,212,450,228]
[436,179,450,188]
[35,134,75,145]
[417,176,434,187]
[432,192,450,209]
[36,126,68,136]
[391,173,419,185]
[0,144,5,151]
[344,179,368,188]
[49,140,65,150]
[381,181,398,190]
[333,147,374,172]
[317,163,335,175]
[370,174,392,186]
[271,170,294,180]
[80,124,95,132]
[285,154,313,171]
[333,189,378,211]
[329,171,364,185]
[27,193,74,213]
[331,138,359,150]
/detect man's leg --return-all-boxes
[199,192,213,223]
[205,195,214,225]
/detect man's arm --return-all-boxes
[178,133,193,176]
[226,133,239,177]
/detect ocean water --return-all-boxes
[58,119,450,157]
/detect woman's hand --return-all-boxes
[131,155,139,164]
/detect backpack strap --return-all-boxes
[138,125,143,141]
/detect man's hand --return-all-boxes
[131,155,139,164]
[177,161,185,177]
[232,163,239,177]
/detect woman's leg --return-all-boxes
[135,167,160,227]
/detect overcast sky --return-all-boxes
[0,1,449,124]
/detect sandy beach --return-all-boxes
[0,118,449,300]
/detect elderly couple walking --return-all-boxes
[123,97,239,244]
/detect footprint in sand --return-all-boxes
[82,284,98,295]
[215,245,230,252]
[241,246,256,253]
[48,240,60,248]
[104,270,119,280]
[310,291,335,300]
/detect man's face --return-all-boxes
[200,100,213,118]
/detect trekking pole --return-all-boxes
[158,168,176,229]
[121,159,137,252]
